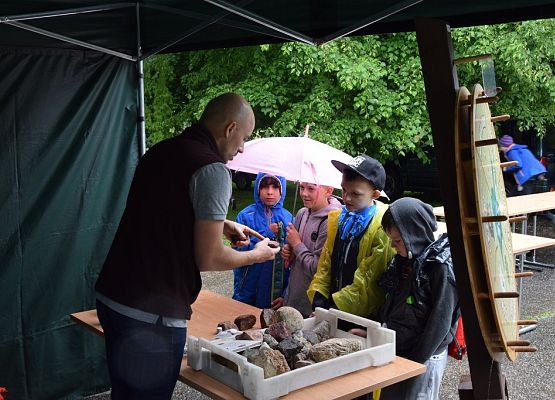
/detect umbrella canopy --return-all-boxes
[227,136,353,189]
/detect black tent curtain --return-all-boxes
[0,47,138,399]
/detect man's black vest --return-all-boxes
[95,124,225,319]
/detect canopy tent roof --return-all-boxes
[2,1,555,60]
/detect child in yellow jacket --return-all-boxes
[307,155,395,318]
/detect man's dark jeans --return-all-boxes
[96,300,186,400]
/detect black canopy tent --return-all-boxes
[3,1,555,56]
[2,1,555,399]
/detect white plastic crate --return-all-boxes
[187,307,396,400]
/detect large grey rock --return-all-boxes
[309,338,363,362]
[269,306,304,333]
[249,343,291,378]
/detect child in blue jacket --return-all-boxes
[499,134,546,196]
[233,173,293,308]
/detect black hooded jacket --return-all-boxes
[377,198,458,363]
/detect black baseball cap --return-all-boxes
[331,154,386,191]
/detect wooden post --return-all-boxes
[415,18,508,400]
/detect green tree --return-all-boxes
[144,19,555,159]
[453,20,555,135]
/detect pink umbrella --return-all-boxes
[227,136,353,189]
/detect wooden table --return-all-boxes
[435,219,555,335]
[71,291,425,400]
[435,222,555,255]
[433,191,555,269]
[432,191,555,218]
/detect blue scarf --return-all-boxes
[338,204,377,240]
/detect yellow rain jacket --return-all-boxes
[307,201,395,317]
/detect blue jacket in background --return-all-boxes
[233,173,293,308]
[503,144,547,185]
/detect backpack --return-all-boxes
[448,314,466,360]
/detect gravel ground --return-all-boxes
[86,215,555,400]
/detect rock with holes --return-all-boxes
[308,338,363,362]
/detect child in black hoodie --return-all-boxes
[376,197,458,400]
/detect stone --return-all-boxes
[260,308,275,328]
[308,338,363,362]
[234,314,257,331]
[242,346,260,360]
[217,320,238,331]
[269,306,304,333]
[301,330,320,345]
[266,321,292,342]
[235,329,264,341]
[249,343,291,378]
[277,336,305,367]
[310,320,331,342]
[263,333,279,349]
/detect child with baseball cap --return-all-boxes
[307,155,395,318]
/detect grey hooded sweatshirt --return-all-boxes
[378,197,458,363]
[283,196,342,317]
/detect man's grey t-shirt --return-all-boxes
[190,162,232,220]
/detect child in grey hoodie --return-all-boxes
[282,182,342,317]
[377,197,458,400]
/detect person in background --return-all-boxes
[282,182,342,317]
[307,155,395,318]
[372,197,458,400]
[95,93,280,400]
[499,134,547,196]
[233,173,293,309]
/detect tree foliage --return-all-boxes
[144,19,555,161]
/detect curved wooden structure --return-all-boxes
[454,84,529,361]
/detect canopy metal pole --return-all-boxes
[141,1,292,60]
[2,19,136,61]
[317,0,423,45]
[200,0,316,45]
[136,3,146,155]
[0,3,134,22]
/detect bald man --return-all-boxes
[95,93,279,400]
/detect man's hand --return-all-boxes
[286,223,301,247]
[270,297,284,310]
[224,220,264,247]
[252,238,281,262]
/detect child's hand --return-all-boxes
[269,223,278,236]
[270,297,284,310]
[348,328,367,338]
[286,223,301,247]
[281,244,295,265]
